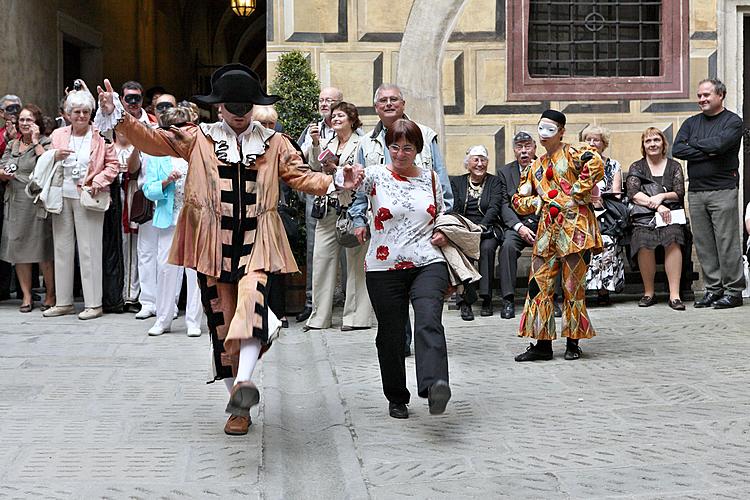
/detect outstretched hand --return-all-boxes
[96,79,116,115]
[341,163,365,190]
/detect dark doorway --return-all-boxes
[62,39,82,92]
[744,15,750,243]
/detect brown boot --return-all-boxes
[224,414,251,435]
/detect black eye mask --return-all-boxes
[224,103,253,116]
[123,94,143,105]
[5,104,21,115]
[155,102,175,113]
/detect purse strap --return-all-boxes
[430,170,437,222]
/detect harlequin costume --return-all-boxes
[511,110,604,359]
[95,64,337,435]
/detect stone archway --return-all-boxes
[396,0,468,143]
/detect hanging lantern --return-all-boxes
[231,0,256,16]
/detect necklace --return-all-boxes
[69,129,89,162]
[468,177,484,199]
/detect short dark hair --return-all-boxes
[121,80,144,94]
[20,104,45,132]
[330,101,362,131]
[385,118,423,152]
[698,78,727,99]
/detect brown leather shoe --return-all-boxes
[224,414,251,435]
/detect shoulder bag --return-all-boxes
[79,187,111,212]
[130,188,154,223]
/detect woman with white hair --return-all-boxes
[448,145,504,320]
[580,125,625,305]
[43,86,120,320]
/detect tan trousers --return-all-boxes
[307,210,372,329]
[52,197,104,308]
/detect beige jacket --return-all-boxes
[434,213,482,288]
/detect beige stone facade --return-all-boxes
[267,0,732,183]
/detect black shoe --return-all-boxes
[460,303,474,321]
[281,318,289,328]
[501,300,515,319]
[638,295,656,307]
[553,302,562,318]
[564,343,582,360]
[103,303,125,314]
[514,342,553,362]
[712,295,743,309]
[389,402,409,419]
[668,298,686,311]
[596,292,611,306]
[480,298,494,317]
[428,380,451,415]
[296,306,312,322]
[694,291,723,308]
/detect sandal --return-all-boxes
[19,303,33,313]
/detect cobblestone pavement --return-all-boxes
[0,296,749,499]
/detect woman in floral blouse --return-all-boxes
[356,118,452,420]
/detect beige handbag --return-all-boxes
[79,187,111,212]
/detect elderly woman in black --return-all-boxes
[626,127,687,310]
[449,145,503,320]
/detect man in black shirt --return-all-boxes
[673,78,746,309]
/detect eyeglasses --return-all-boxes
[318,98,339,105]
[17,118,35,123]
[388,144,416,154]
[376,96,402,105]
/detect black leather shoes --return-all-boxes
[480,298,493,316]
[694,292,722,308]
[668,298,685,311]
[501,300,515,319]
[460,303,474,321]
[712,295,743,309]
[389,402,409,419]
[296,306,312,322]
[638,295,656,307]
[564,343,582,360]
[428,380,451,415]
[553,302,562,318]
[514,342,553,362]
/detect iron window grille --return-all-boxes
[528,0,661,78]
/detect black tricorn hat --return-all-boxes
[193,63,282,105]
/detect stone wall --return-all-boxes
[267,0,724,178]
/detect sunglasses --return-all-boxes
[155,102,175,113]
[224,103,253,117]
[123,93,143,105]
[4,104,21,115]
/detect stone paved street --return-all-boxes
[1,297,749,499]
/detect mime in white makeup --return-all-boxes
[538,123,558,139]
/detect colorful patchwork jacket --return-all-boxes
[512,142,605,257]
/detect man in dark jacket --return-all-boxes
[496,132,539,318]
[673,78,745,309]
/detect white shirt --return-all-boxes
[62,130,92,199]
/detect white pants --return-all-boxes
[153,225,202,330]
[52,197,104,308]
[136,221,159,313]
[307,210,372,328]
[122,230,140,303]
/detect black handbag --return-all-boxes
[597,195,629,239]
[130,188,154,224]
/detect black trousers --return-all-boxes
[366,262,449,404]
[459,236,500,305]
[101,177,124,310]
[497,230,530,299]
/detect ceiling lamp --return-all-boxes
[231,0,256,16]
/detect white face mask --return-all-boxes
[538,123,558,139]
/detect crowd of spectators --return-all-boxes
[0,76,747,338]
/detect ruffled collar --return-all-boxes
[199,120,276,166]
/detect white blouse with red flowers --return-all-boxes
[360,164,446,272]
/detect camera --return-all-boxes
[73,80,82,91]
[4,163,17,174]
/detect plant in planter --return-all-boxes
[270,51,321,141]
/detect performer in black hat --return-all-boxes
[94,65,363,435]
[511,110,605,362]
